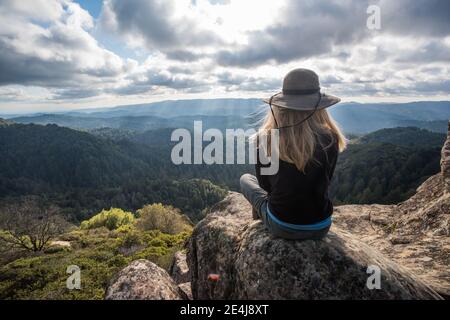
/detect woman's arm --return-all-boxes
[255,149,272,193]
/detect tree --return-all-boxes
[136,203,192,235]
[0,198,67,252]
[80,208,135,230]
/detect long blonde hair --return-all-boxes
[259,106,347,172]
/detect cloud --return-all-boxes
[215,1,371,67]
[1,0,450,109]
[395,40,450,64]
[111,64,211,96]
[380,0,450,37]
[216,71,279,92]
[51,88,101,100]
[100,0,222,52]
[0,86,27,102]
[0,0,126,89]
[165,50,205,62]
[410,80,450,94]
[215,0,450,68]
[0,0,65,22]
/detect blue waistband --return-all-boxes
[266,203,332,231]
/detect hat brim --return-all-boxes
[263,92,340,111]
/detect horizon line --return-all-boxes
[1,97,450,117]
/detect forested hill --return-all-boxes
[331,143,441,204]
[0,122,443,222]
[331,127,443,204]
[0,123,227,222]
[358,127,446,147]
[0,123,149,189]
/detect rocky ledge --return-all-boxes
[186,192,441,300]
[334,174,449,297]
[441,121,450,186]
[333,122,450,297]
[106,173,448,300]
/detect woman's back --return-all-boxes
[240,68,345,240]
[256,132,339,225]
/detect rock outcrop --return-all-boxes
[169,251,193,300]
[178,282,193,300]
[441,121,450,187]
[334,123,450,297]
[105,260,182,300]
[169,251,190,284]
[187,192,441,300]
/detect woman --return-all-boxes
[240,68,346,240]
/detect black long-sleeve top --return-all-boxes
[256,133,339,225]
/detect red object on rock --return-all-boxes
[207,274,220,282]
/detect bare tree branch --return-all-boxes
[0,198,67,253]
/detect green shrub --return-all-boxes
[117,231,142,249]
[135,204,192,235]
[114,224,134,234]
[80,208,135,231]
[58,231,82,242]
[0,210,192,300]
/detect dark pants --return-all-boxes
[240,174,330,240]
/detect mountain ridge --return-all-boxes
[7,99,450,134]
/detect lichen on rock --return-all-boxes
[105,259,182,300]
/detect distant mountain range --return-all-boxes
[4,99,450,134]
[329,101,450,134]
[67,98,261,118]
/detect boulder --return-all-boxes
[334,126,450,297]
[44,240,72,254]
[169,251,190,284]
[334,174,450,297]
[441,120,450,188]
[187,193,442,300]
[105,259,182,300]
[178,282,193,300]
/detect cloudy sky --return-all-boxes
[0,0,449,113]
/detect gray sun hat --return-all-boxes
[263,68,340,111]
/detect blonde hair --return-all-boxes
[259,106,347,172]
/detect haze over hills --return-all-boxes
[6,99,450,134]
[67,99,262,118]
[329,101,450,134]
